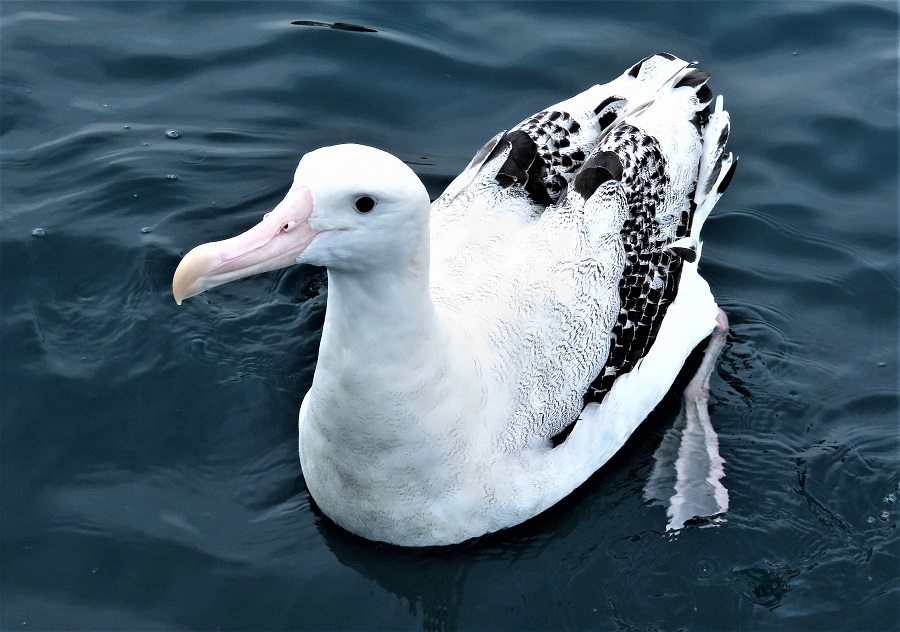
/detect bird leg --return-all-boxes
[644,308,729,530]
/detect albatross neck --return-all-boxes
[320,249,441,361]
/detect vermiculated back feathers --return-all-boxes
[430,53,735,446]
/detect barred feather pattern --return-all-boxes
[586,123,686,400]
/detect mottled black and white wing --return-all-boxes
[571,63,737,403]
[433,53,697,221]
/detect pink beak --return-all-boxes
[172,186,317,304]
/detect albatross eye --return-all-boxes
[354,196,376,214]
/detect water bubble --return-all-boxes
[178,148,208,165]
[166,174,179,180]
[140,227,152,234]
[166,130,181,139]
[867,515,876,524]
[31,228,46,237]
[879,511,890,522]
[692,558,718,581]
[885,493,896,505]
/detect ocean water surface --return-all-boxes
[1,2,897,630]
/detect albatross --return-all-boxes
[172,53,737,546]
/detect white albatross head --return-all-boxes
[172,144,431,304]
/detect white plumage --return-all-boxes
[172,53,736,546]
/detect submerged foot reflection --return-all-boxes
[645,309,730,530]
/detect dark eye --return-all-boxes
[354,196,376,213]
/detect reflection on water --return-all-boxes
[645,407,729,531]
[320,522,469,632]
[645,312,730,531]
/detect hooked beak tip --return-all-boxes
[170,185,316,304]
[171,244,212,305]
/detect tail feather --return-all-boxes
[693,95,735,238]
[626,52,692,86]
[611,62,736,242]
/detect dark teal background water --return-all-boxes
[1,2,897,630]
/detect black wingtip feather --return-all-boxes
[674,69,710,89]
[705,156,722,195]
[717,123,730,150]
[594,96,623,114]
[690,102,712,136]
[599,111,618,129]
[488,130,555,207]
[717,156,738,195]
[627,54,652,78]
[696,84,713,105]
[669,246,698,263]
[572,151,623,199]
[594,96,627,130]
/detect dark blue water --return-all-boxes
[2,2,897,630]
